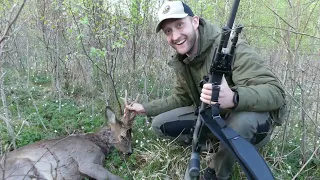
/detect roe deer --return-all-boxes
[0,94,138,180]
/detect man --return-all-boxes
[126,1,286,180]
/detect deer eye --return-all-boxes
[120,135,126,140]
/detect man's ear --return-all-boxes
[191,16,200,29]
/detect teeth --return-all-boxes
[175,39,186,45]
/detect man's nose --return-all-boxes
[172,30,180,41]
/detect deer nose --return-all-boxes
[126,149,133,156]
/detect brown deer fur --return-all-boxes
[0,105,135,180]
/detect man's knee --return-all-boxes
[151,116,165,137]
[151,106,197,138]
[226,111,272,144]
[152,117,195,138]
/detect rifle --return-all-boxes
[186,0,275,179]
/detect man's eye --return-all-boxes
[164,29,171,34]
[177,23,182,28]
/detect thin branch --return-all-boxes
[0,72,16,150]
[296,0,320,51]
[284,86,320,130]
[246,25,320,40]
[262,1,296,30]
[67,2,122,113]
[0,0,27,44]
[287,0,292,8]
[291,145,320,179]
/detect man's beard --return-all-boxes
[185,30,196,55]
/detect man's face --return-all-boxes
[161,16,199,56]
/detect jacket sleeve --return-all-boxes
[232,41,286,112]
[142,73,194,117]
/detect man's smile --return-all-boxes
[175,39,186,45]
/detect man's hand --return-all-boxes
[125,103,146,114]
[200,76,235,109]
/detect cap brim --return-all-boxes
[155,14,188,33]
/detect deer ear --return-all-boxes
[105,106,116,124]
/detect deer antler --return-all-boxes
[120,90,140,128]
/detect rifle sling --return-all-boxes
[200,110,275,180]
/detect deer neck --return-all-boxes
[84,127,115,154]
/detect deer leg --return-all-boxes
[78,163,123,180]
[3,158,37,180]
[53,157,82,180]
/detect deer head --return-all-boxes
[105,91,139,154]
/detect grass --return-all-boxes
[1,73,319,180]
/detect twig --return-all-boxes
[28,90,47,130]
[262,1,295,30]
[0,0,27,44]
[291,145,320,179]
[246,25,320,40]
[284,86,320,129]
[0,72,16,150]
[67,2,122,113]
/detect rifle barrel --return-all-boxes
[223,0,241,49]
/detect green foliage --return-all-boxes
[31,73,51,85]
[90,47,106,59]
[130,0,143,27]
[79,15,89,25]
[1,82,105,149]
[15,126,44,147]
[6,87,43,113]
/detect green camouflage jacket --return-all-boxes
[143,18,286,125]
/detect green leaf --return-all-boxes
[80,15,89,25]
